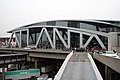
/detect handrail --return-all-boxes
[88,53,103,80]
[54,51,74,80]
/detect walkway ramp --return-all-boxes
[60,53,97,80]
[54,52,103,80]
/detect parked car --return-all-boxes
[23,45,36,50]
[98,51,119,58]
[23,46,31,50]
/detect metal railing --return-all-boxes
[54,51,74,80]
[88,53,103,80]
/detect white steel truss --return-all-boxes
[68,29,106,49]
[13,27,107,49]
[44,28,54,48]
[68,29,70,48]
[8,32,14,46]
[27,29,29,46]
[80,33,83,48]
[14,32,20,48]
[94,35,106,49]
[54,28,68,48]
[36,28,44,47]
[83,34,94,48]
[36,28,54,48]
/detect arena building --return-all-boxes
[8,20,120,51]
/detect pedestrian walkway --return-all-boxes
[60,53,97,80]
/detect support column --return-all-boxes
[27,29,29,46]
[105,66,108,80]
[35,59,37,69]
[53,28,56,49]
[68,30,70,49]
[20,31,22,48]
[80,33,83,48]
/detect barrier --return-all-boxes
[88,53,103,80]
[54,51,73,80]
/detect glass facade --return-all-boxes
[31,20,120,33]
[56,21,68,27]
[68,21,80,28]
[13,20,120,50]
[80,23,96,31]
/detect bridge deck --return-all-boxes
[60,53,97,80]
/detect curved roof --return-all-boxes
[8,19,120,33]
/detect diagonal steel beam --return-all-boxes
[14,32,20,48]
[44,28,54,48]
[35,28,44,47]
[94,35,106,49]
[55,28,68,48]
[83,34,94,48]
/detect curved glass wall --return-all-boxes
[80,23,96,31]
[56,21,68,27]
[29,20,120,33]
[68,21,80,28]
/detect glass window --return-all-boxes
[80,23,96,31]
[56,21,68,27]
[46,21,56,26]
[99,27,105,32]
[68,21,80,28]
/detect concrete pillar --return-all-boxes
[34,59,38,69]
[20,31,22,48]
[105,66,108,80]
[53,28,56,49]
[27,29,29,46]
[68,30,70,49]
[108,32,118,51]
[80,33,83,48]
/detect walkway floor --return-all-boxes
[60,53,97,80]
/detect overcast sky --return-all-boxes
[0,0,120,36]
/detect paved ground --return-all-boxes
[60,53,97,80]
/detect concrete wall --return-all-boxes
[93,54,120,73]
[108,32,120,51]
